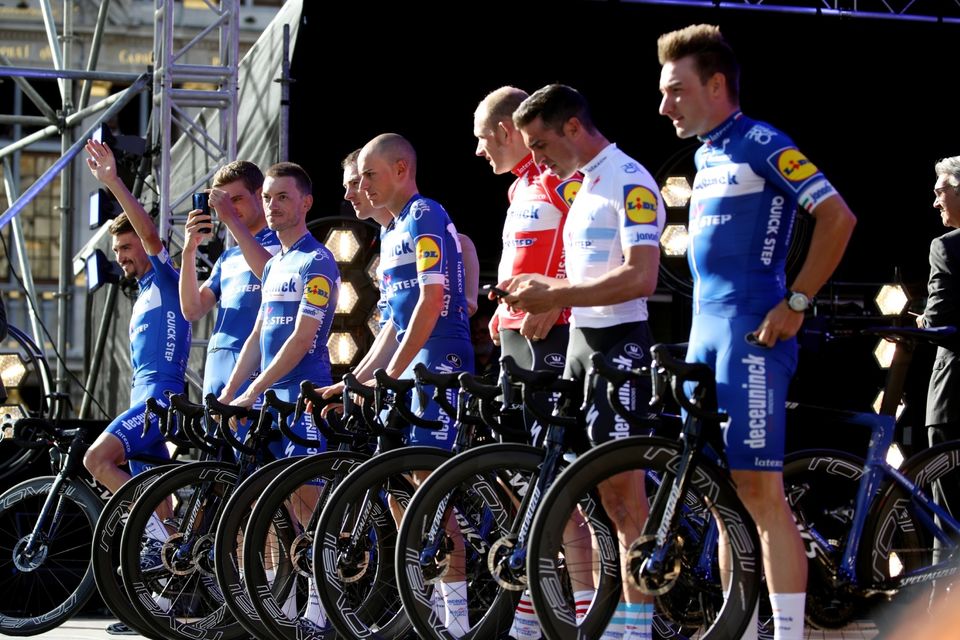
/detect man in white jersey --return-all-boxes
[500,83,665,640]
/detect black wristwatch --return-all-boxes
[785,291,812,313]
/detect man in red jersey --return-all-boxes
[474,86,582,640]
[475,86,580,376]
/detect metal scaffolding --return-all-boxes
[0,0,241,415]
[621,0,960,22]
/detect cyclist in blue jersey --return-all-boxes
[318,134,473,635]
[319,135,473,444]
[179,161,280,400]
[658,24,857,640]
[504,84,663,640]
[218,162,338,632]
[218,162,339,443]
[82,140,191,494]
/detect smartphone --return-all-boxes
[193,192,212,234]
[482,283,510,299]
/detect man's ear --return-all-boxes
[302,193,314,212]
[563,116,581,138]
[395,158,408,179]
[497,120,513,143]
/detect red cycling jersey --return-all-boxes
[496,155,581,331]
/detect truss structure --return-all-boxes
[622,0,960,23]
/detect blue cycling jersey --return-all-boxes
[129,248,191,387]
[379,195,470,343]
[688,112,837,317]
[203,227,280,352]
[259,232,339,388]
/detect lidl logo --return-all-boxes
[624,185,658,224]
[304,275,331,307]
[557,179,581,207]
[777,149,817,182]
[416,236,442,271]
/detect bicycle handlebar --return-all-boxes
[649,343,728,424]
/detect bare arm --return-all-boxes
[755,194,857,345]
[232,314,322,407]
[501,245,660,314]
[384,283,444,379]
[209,186,272,279]
[458,233,480,317]
[219,309,263,403]
[85,140,163,255]
[179,208,218,321]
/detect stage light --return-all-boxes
[88,188,122,230]
[0,404,27,441]
[328,332,358,366]
[366,254,381,287]
[873,339,896,369]
[661,176,692,208]
[91,124,148,191]
[872,390,905,418]
[85,249,122,293]
[886,443,905,470]
[660,224,689,257]
[325,228,361,264]
[367,306,383,337]
[875,284,909,316]
[0,354,27,388]
[336,281,359,315]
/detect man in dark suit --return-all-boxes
[919,155,960,449]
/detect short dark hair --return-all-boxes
[657,24,740,102]
[512,84,596,135]
[265,161,312,196]
[108,212,134,236]
[213,160,263,193]
[341,149,361,171]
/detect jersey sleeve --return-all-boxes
[201,254,223,300]
[298,251,340,324]
[617,166,665,250]
[751,123,838,214]
[409,200,449,287]
[149,246,182,286]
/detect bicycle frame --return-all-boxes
[811,410,960,591]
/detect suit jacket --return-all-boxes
[923,228,960,426]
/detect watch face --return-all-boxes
[788,293,809,312]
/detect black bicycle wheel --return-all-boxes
[528,436,762,640]
[213,456,303,640]
[0,476,102,635]
[394,443,573,640]
[860,441,959,621]
[243,450,373,640]
[313,446,450,640]
[120,460,241,640]
[93,465,175,638]
[771,449,867,633]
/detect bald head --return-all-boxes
[475,86,529,133]
[358,133,420,216]
[360,133,417,180]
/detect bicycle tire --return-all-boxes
[212,456,304,640]
[312,446,451,640]
[774,449,866,632]
[528,436,762,640]
[93,464,176,639]
[120,460,242,640]
[0,476,103,635]
[861,440,959,600]
[395,443,586,640]
[243,450,374,640]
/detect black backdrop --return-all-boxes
[288,0,957,448]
